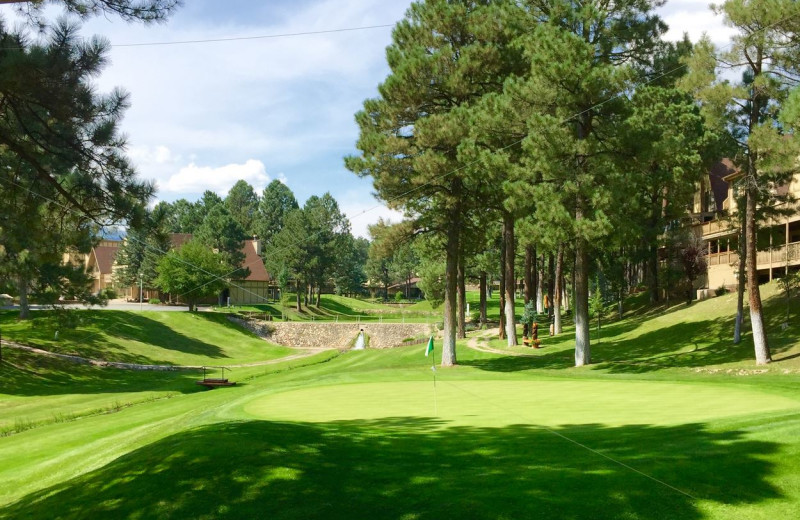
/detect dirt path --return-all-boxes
[465,329,538,357]
[0,340,332,371]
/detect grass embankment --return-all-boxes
[215,293,439,323]
[0,310,295,366]
[1,283,800,518]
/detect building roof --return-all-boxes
[170,233,193,249]
[93,246,119,275]
[235,240,270,282]
[388,277,420,290]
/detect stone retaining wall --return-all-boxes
[229,318,435,349]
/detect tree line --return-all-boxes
[346,0,800,367]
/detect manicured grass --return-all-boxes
[216,293,439,323]
[0,310,295,366]
[1,283,800,518]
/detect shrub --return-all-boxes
[714,286,729,297]
[469,310,481,323]
[395,291,404,302]
[149,298,161,305]
[98,288,118,300]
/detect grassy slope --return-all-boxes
[0,310,295,366]
[217,294,438,322]
[1,285,800,518]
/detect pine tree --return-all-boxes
[510,0,666,366]
[680,0,800,364]
[346,0,519,365]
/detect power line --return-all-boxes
[3,10,797,311]
[0,23,395,50]
[111,24,395,48]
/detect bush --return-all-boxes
[98,288,117,300]
[395,291,404,302]
[469,310,481,323]
[714,286,729,297]
[149,298,161,305]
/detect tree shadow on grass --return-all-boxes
[0,348,202,397]
[1,311,227,365]
[0,417,782,520]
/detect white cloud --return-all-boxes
[163,159,271,195]
[658,2,736,46]
[338,191,405,239]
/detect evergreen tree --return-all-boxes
[347,0,519,365]
[194,204,248,279]
[680,0,800,364]
[508,0,666,366]
[257,180,299,246]
[225,180,259,237]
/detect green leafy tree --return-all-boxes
[155,239,229,312]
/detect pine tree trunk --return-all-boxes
[554,244,564,335]
[457,255,466,339]
[18,275,30,320]
[648,244,660,303]
[734,223,746,344]
[746,186,771,364]
[499,234,506,341]
[575,235,591,366]
[536,254,544,313]
[316,286,321,307]
[441,214,459,367]
[547,253,555,320]
[296,280,301,311]
[524,245,534,304]
[479,271,487,326]
[503,213,517,346]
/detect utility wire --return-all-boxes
[2,10,797,310]
[111,24,395,48]
[0,23,395,50]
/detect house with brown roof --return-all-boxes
[117,234,276,306]
[63,239,123,295]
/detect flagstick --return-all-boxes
[432,342,438,416]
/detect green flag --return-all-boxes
[425,336,434,357]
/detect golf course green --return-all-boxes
[1,286,800,519]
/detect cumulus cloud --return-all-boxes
[657,1,736,45]
[338,190,405,239]
[162,159,271,195]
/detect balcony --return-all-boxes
[707,241,800,270]
[756,241,800,267]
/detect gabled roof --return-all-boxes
[93,246,119,275]
[235,240,270,282]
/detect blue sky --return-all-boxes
[1,0,734,237]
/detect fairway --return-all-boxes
[243,379,800,426]
[3,287,800,519]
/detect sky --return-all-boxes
[1,0,736,238]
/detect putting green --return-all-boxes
[244,379,800,427]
